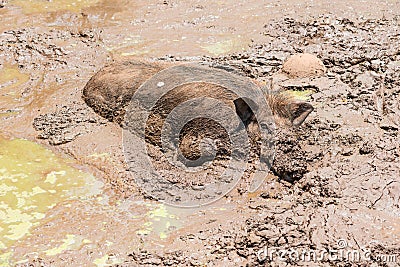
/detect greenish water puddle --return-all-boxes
[135,203,183,240]
[201,38,246,56]
[0,135,103,265]
[0,136,223,265]
[9,0,100,14]
[116,200,185,241]
[0,64,29,117]
[285,89,315,101]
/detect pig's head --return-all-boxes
[234,92,314,131]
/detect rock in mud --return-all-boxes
[282,53,326,78]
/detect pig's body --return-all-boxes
[83,59,313,162]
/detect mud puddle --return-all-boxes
[0,134,102,265]
[0,136,236,266]
[0,0,399,266]
[0,134,229,266]
[0,64,30,118]
[6,0,396,58]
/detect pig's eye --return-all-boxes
[260,123,269,130]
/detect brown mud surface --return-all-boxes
[0,0,399,266]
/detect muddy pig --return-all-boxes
[82,59,313,163]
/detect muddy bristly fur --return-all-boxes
[83,59,314,184]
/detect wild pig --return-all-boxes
[83,59,313,163]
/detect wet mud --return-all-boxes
[0,0,399,266]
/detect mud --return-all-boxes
[0,0,399,266]
[33,104,107,145]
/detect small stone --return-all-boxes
[256,229,277,238]
[341,147,353,156]
[359,142,374,155]
[191,184,205,191]
[354,72,375,88]
[248,233,261,244]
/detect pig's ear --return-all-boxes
[289,102,314,126]
[234,98,258,126]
